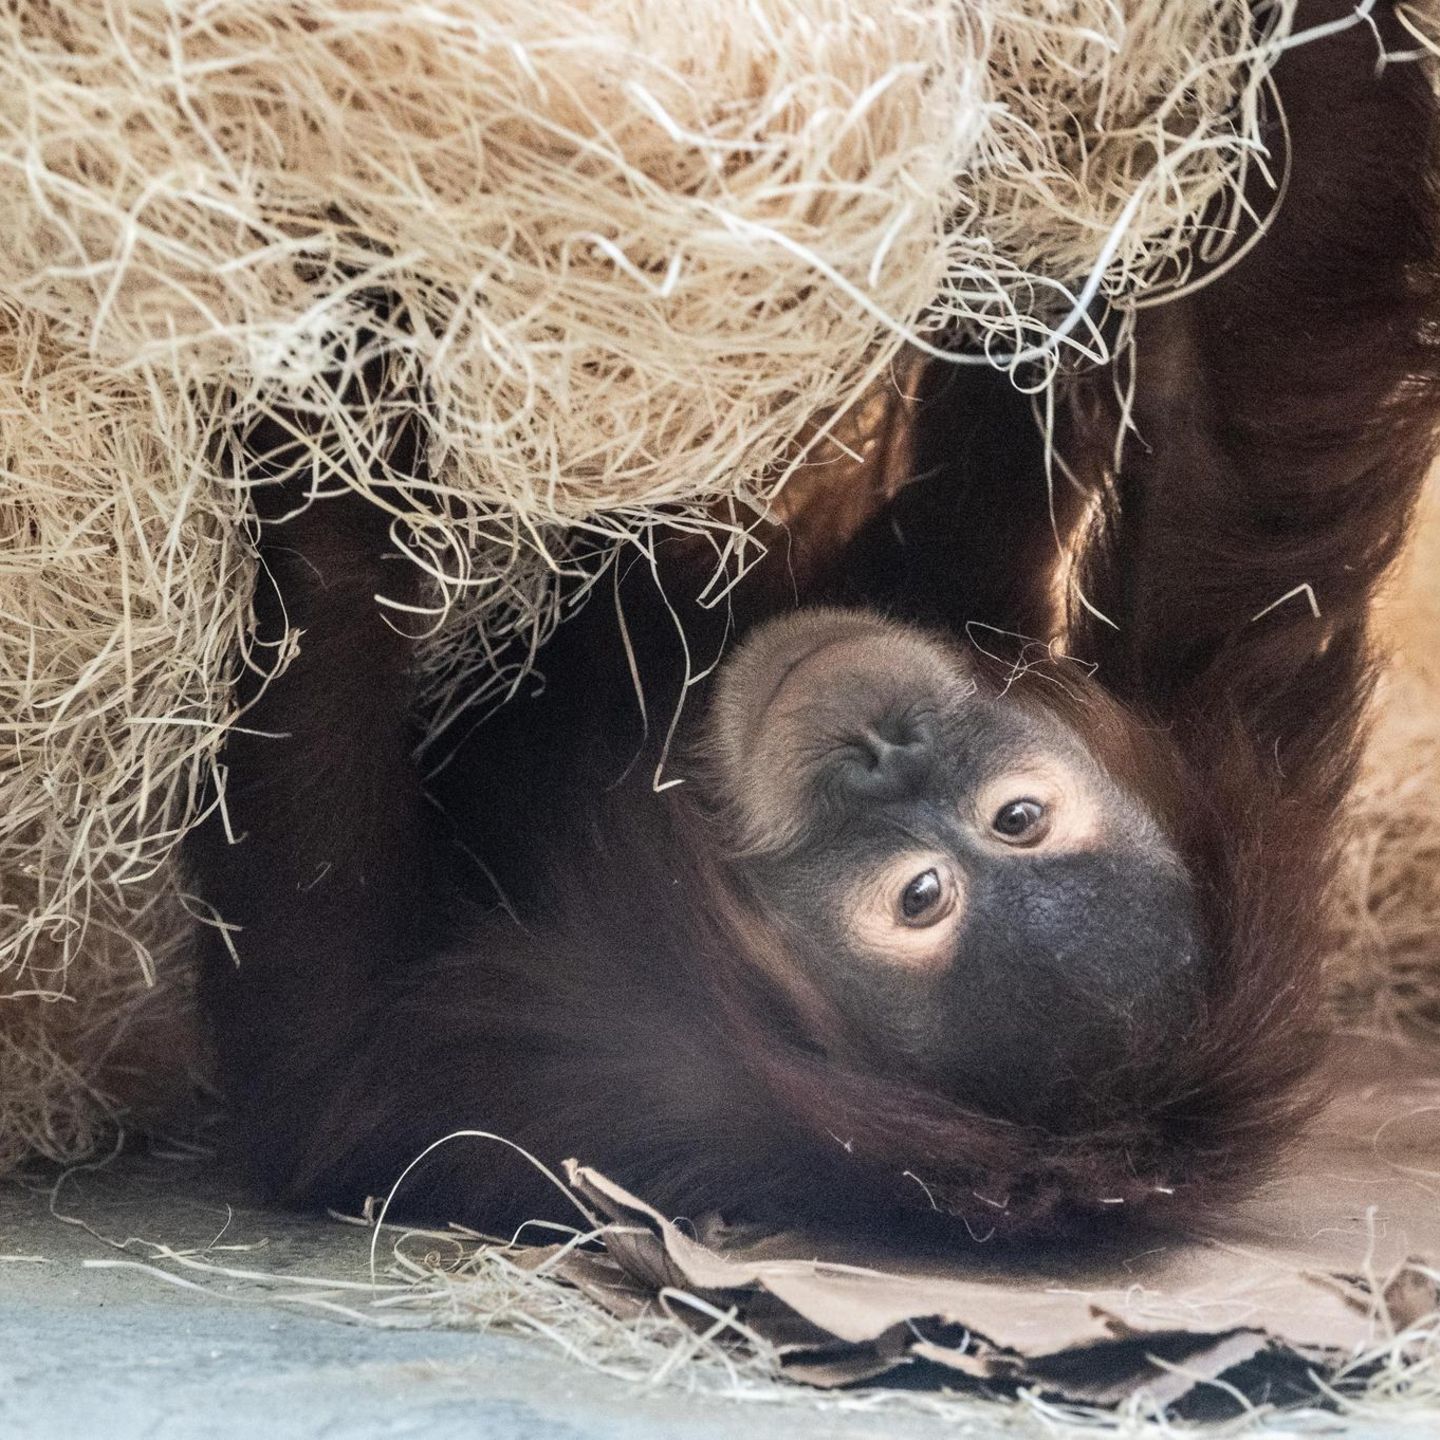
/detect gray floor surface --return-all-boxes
[0,1155,1424,1440]
[0,1154,1017,1440]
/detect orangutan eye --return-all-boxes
[899,868,945,923]
[992,798,1048,844]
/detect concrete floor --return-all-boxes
[0,1155,1021,1440]
[0,1154,1423,1440]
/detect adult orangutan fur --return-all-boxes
[191,4,1440,1242]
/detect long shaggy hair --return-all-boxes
[197,1,1440,1246]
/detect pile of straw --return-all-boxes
[0,0,1294,1160]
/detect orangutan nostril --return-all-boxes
[838,725,932,798]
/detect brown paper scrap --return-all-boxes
[543,1043,1440,1409]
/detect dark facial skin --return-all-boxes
[703,607,1205,1128]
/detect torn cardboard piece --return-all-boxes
[541,1043,1440,1409]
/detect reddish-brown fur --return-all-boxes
[192,4,1440,1243]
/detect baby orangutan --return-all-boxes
[191,6,1440,1241]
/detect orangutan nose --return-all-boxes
[838,719,933,801]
